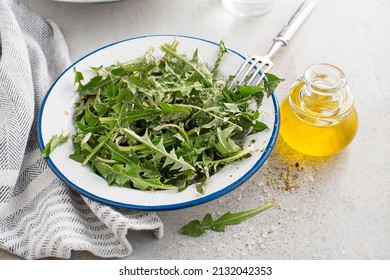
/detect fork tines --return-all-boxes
[228,55,274,90]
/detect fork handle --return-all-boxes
[276,0,317,45]
[268,0,317,57]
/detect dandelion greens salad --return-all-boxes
[42,39,282,193]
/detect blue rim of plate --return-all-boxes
[38,34,280,211]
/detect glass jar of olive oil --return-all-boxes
[279,63,358,156]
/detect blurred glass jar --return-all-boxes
[279,63,358,156]
[221,0,275,17]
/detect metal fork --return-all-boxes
[228,0,317,89]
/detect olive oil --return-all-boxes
[280,64,358,156]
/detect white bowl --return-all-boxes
[38,35,279,211]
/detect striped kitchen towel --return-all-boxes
[0,0,163,259]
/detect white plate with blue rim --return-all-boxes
[38,34,279,211]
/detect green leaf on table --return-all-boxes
[180,201,274,237]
